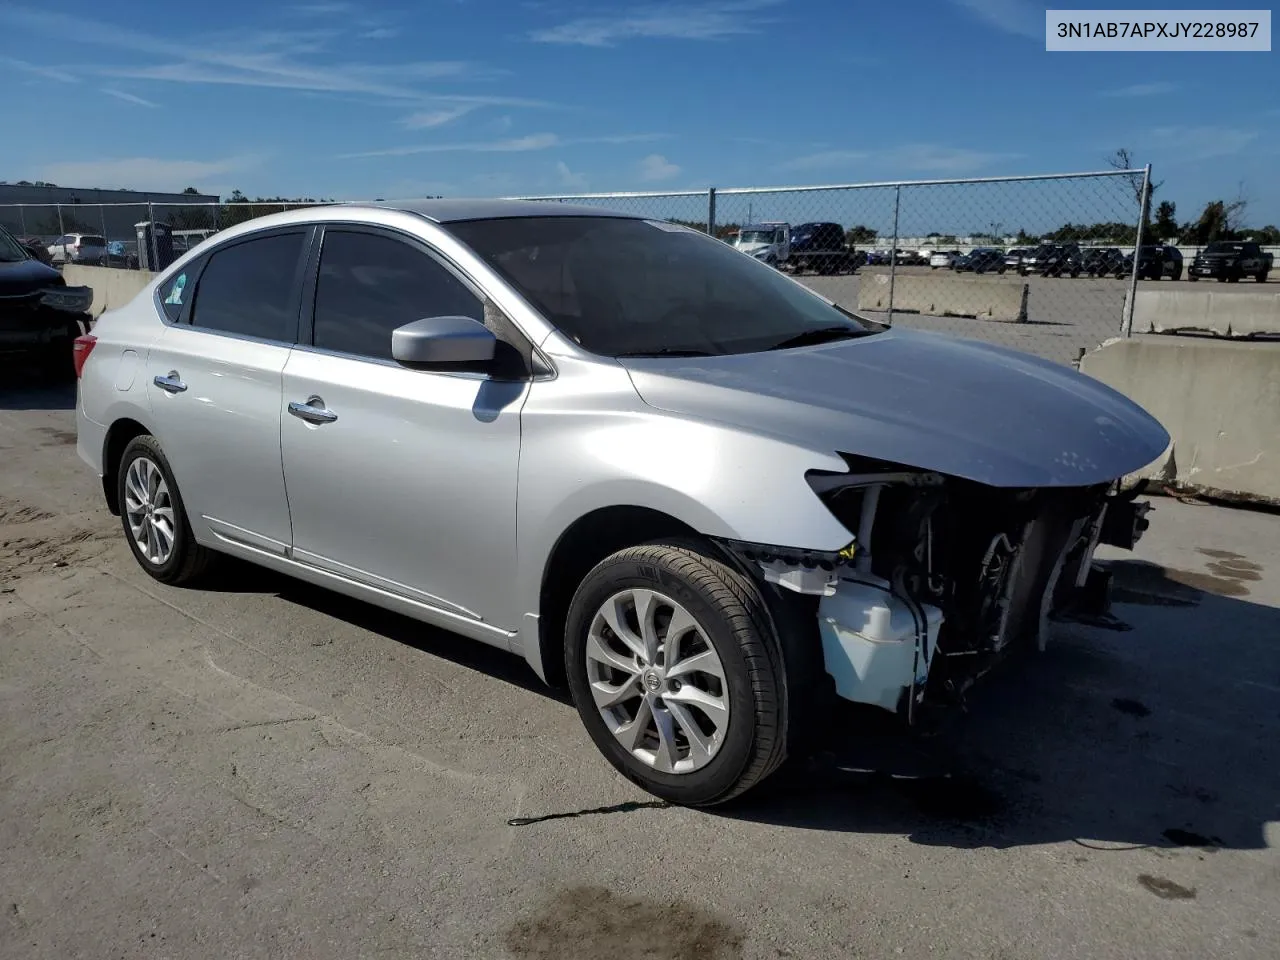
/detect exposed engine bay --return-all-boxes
[724,454,1153,724]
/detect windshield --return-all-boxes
[448,216,880,358]
[82,235,106,246]
[0,226,30,262]
[1204,242,1245,254]
[737,229,779,244]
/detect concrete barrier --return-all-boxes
[858,270,1029,322]
[1127,288,1280,337]
[1080,335,1280,505]
[63,265,157,318]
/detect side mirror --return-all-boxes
[391,315,496,368]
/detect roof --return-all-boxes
[351,198,644,223]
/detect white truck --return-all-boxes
[733,222,791,267]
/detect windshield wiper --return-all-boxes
[765,326,872,351]
[615,347,716,358]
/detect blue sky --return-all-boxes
[1,0,1276,224]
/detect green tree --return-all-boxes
[845,225,876,244]
[1152,200,1177,240]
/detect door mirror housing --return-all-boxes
[391,315,497,368]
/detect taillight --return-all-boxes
[72,334,97,379]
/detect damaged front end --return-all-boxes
[724,454,1153,727]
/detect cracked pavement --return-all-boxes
[2,379,1278,959]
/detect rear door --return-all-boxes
[143,227,312,555]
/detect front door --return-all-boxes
[144,229,309,555]
[280,226,527,633]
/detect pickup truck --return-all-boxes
[1189,241,1273,283]
[787,221,854,275]
[0,225,94,381]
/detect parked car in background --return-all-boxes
[1019,243,1083,277]
[865,249,893,266]
[106,240,140,270]
[1081,247,1126,278]
[733,222,791,267]
[928,250,961,269]
[953,248,1005,274]
[1189,240,1272,283]
[1002,248,1029,273]
[1125,244,1184,281]
[788,222,852,275]
[47,233,108,265]
[0,224,93,381]
[73,200,1167,806]
[897,249,928,266]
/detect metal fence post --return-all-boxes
[56,204,65,236]
[18,205,26,236]
[99,205,109,253]
[1120,163,1152,338]
[887,184,901,323]
[707,187,716,236]
[146,201,158,272]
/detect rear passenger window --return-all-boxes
[312,230,483,360]
[158,265,196,323]
[189,232,305,342]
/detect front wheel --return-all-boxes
[565,541,792,806]
[117,435,215,585]
[1257,269,1269,283]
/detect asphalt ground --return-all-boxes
[2,377,1278,960]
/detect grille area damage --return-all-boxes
[727,455,1153,723]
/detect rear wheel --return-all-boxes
[1257,268,1269,283]
[117,435,214,585]
[565,540,793,806]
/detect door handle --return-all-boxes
[153,372,187,393]
[288,397,338,424]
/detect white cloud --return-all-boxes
[360,27,400,40]
[101,87,159,108]
[779,149,869,172]
[0,7,544,110]
[556,161,589,191]
[948,0,1042,40]
[530,0,782,46]
[1104,81,1178,98]
[638,153,681,181]
[341,133,562,159]
[400,105,479,129]
[0,55,78,83]
[34,154,263,192]
[779,144,1020,175]
[1149,126,1259,162]
[890,144,1022,174]
[340,132,668,159]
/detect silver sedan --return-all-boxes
[74,199,1169,805]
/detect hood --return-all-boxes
[619,328,1170,488]
[0,257,62,298]
[735,242,774,256]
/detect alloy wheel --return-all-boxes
[584,588,730,774]
[123,456,177,565]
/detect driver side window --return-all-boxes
[312,230,484,361]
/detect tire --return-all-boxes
[1257,269,1269,283]
[117,435,214,585]
[37,323,77,384]
[1169,267,1183,281]
[1228,273,1240,283]
[564,540,793,806]
[1189,275,1199,282]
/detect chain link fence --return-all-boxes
[0,200,330,272]
[2,172,1153,367]
[511,169,1151,366]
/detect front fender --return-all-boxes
[514,359,856,664]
